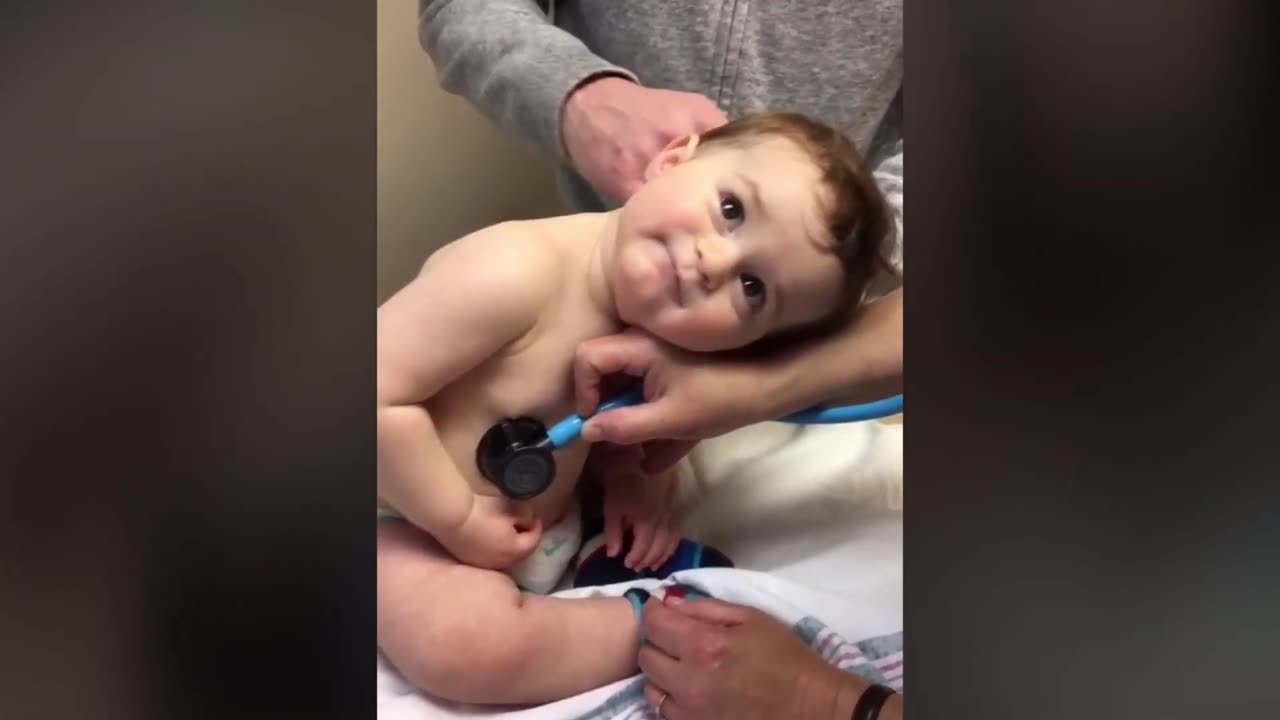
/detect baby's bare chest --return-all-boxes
[484,334,585,422]
[428,307,621,508]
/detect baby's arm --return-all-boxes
[378,226,554,562]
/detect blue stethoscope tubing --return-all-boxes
[545,388,904,449]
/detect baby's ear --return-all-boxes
[643,134,701,182]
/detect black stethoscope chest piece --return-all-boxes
[475,417,557,500]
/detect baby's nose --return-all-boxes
[696,236,742,290]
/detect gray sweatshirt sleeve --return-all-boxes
[873,139,904,273]
[419,0,638,162]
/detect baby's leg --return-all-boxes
[377,520,641,705]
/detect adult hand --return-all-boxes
[562,76,727,202]
[574,291,906,465]
[638,596,901,720]
[574,330,776,472]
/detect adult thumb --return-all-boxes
[582,404,668,445]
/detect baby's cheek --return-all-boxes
[646,185,709,235]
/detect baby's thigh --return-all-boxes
[377,520,523,660]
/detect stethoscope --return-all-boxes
[476,388,905,500]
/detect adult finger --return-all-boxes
[583,402,681,445]
[641,439,699,473]
[573,333,656,415]
[642,680,686,720]
[666,596,754,626]
[611,175,645,203]
[641,596,704,658]
[694,106,729,132]
[638,646,686,702]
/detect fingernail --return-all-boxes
[664,592,685,606]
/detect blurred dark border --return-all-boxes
[3,1,1280,718]
[2,3,374,718]
[907,0,1280,716]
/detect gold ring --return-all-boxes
[656,691,669,716]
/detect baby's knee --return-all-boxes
[382,584,540,702]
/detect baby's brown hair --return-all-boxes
[695,112,899,342]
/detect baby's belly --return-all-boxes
[420,320,619,536]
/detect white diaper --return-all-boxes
[506,501,582,595]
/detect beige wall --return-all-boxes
[377,0,564,301]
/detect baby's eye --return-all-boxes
[720,193,745,230]
[740,273,767,310]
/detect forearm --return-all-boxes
[419,0,636,161]
[765,289,903,415]
[831,676,903,720]
[377,404,475,534]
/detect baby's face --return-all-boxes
[610,137,845,352]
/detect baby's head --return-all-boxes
[608,112,896,353]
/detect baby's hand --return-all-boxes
[603,468,681,571]
[445,495,543,570]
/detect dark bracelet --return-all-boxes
[851,682,897,720]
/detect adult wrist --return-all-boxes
[769,290,903,413]
[795,665,865,720]
[827,673,902,720]
[752,339,848,419]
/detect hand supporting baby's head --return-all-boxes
[607,111,897,354]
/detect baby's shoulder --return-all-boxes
[422,220,561,299]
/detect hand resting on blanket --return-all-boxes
[639,594,903,720]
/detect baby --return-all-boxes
[377,112,895,705]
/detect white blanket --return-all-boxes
[378,420,904,719]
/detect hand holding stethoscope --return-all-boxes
[477,386,903,499]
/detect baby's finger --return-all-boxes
[512,517,543,555]
[644,522,672,570]
[627,521,655,569]
[604,508,624,558]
